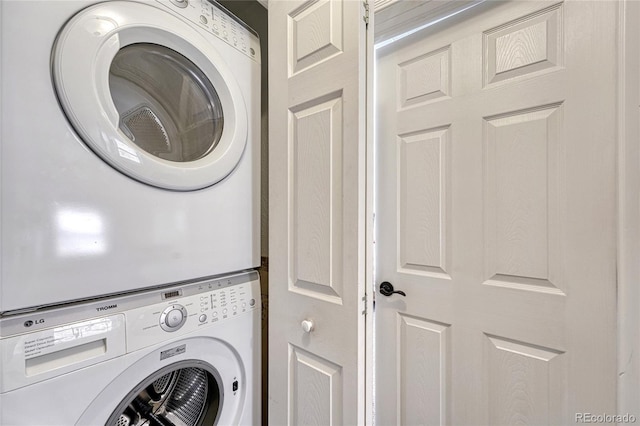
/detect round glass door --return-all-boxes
[109,44,224,163]
[107,361,222,426]
[52,1,249,191]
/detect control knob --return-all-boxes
[160,305,188,332]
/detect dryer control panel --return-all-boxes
[160,0,261,62]
[125,279,258,352]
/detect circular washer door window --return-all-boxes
[106,361,223,426]
[52,1,248,191]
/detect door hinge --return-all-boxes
[361,294,368,315]
[363,0,370,28]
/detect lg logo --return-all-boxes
[23,319,44,328]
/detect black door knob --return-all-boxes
[379,281,406,297]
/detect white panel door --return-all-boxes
[268,0,369,424]
[375,1,619,424]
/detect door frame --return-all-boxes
[365,6,375,426]
[367,0,640,420]
[617,0,640,416]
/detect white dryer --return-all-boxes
[0,271,260,425]
[0,0,260,312]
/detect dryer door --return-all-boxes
[52,1,248,191]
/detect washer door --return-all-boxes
[77,337,247,425]
[52,1,247,191]
[107,360,222,426]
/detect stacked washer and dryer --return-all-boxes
[0,1,261,424]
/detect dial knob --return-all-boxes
[160,305,187,332]
[166,309,184,327]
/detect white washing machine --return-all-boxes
[0,0,260,312]
[0,271,260,425]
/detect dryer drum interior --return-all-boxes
[108,361,222,426]
[109,43,224,163]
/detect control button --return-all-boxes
[242,302,246,308]
[166,309,184,327]
[160,305,187,332]
[213,311,218,317]
[170,0,188,8]
[199,314,207,323]
[200,15,208,25]
[233,305,237,311]
[222,308,228,314]
[249,299,256,307]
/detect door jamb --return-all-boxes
[365,4,375,426]
[618,0,640,417]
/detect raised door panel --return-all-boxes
[398,315,451,425]
[290,95,344,303]
[483,103,563,295]
[397,46,451,108]
[485,335,565,425]
[289,345,343,425]
[289,0,343,76]
[484,4,564,86]
[398,127,451,278]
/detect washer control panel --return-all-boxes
[159,0,261,62]
[196,281,256,322]
[125,278,259,353]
